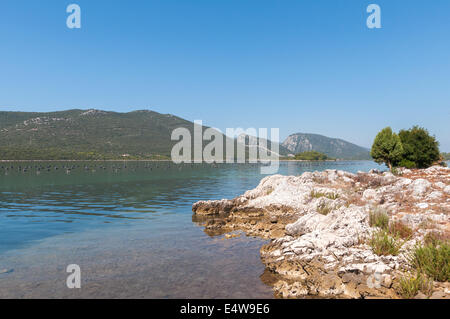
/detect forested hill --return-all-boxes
[0,109,290,160]
[0,109,199,160]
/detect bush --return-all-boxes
[369,229,403,256]
[369,207,389,230]
[408,240,450,282]
[397,126,441,169]
[317,203,332,215]
[310,190,339,200]
[399,272,433,299]
[311,190,326,198]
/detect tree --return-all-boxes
[371,127,404,171]
[398,126,440,168]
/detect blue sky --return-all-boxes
[1,0,449,150]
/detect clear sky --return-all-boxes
[1,0,449,150]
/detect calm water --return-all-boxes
[0,160,384,298]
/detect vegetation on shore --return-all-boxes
[371,126,442,171]
[399,235,449,298]
[408,239,449,282]
[290,151,335,161]
[399,272,433,298]
[366,204,449,298]
[0,147,171,161]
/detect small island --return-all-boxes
[290,151,335,161]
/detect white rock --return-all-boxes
[409,179,431,196]
[435,182,446,189]
[427,191,443,200]
[416,203,429,209]
[444,186,450,195]
[363,189,377,200]
[396,178,412,187]
[381,172,397,184]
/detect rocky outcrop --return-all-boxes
[192,166,450,299]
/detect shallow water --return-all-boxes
[0,161,384,298]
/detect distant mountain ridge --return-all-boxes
[282,133,371,160]
[0,109,370,160]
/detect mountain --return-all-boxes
[282,133,371,160]
[0,109,199,159]
[0,109,289,160]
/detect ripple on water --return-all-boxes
[0,161,384,298]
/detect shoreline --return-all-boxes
[0,159,376,163]
[192,166,450,299]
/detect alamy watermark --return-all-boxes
[65,4,381,30]
[171,121,280,174]
[366,4,381,29]
[66,264,81,289]
[66,4,81,29]
[367,269,383,289]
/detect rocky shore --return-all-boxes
[192,166,450,299]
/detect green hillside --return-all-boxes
[0,109,196,160]
[0,109,290,160]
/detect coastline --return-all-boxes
[0,159,374,162]
[192,166,450,299]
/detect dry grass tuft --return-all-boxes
[369,229,403,256]
[369,207,390,230]
[389,221,414,240]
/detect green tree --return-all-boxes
[398,126,440,168]
[371,127,404,171]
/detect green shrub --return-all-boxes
[397,126,441,169]
[317,203,332,215]
[310,190,339,200]
[310,190,326,198]
[325,193,339,200]
[369,207,390,230]
[369,230,403,256]
[399,272,433,299]
[408,240,450,282]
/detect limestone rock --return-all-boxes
[409,179,431,196]
[192,165,450,299]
